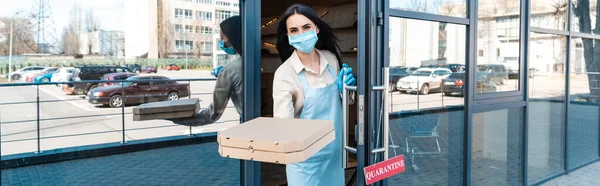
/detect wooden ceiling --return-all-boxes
[261,0,357,18]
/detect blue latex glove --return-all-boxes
[336,64,357,93]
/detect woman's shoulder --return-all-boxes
[318,49,335,58]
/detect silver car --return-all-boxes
[396,68,452,95]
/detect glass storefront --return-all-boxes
[2,0,600,185]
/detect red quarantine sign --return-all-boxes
[363,155,406,185]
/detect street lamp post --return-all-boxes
[8,12,20,83]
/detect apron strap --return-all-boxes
[298,64,338,91]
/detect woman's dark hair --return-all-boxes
[276,4,342,68]
[220,16,243,56]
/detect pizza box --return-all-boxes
[133,98,199,115]
[217,117,335,164]
[133,110,196,121]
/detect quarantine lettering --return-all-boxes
[363,155,406,185]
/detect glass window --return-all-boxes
[175,24,183,32]
[387,17,465,186]
[471,108,524,186]
[530,0,568,30]
[389,0,467,17]
[197,0,212,4]
[568,37,600,169]
[216,1,231,6]
[477,0,521,94]
[572,0,598,34]
[527,33,566,183]
[197,11,213,21]
[185,25,193,33]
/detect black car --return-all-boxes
[477,64,509,85]
[71,65,132,95]
[441,72,497,96]
[122,64,142,73]
[389,66,411,92]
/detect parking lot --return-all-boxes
[0,70,239,156]
[0,70,594,156]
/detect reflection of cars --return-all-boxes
[441,72,497,96]
[87,76,190,108]
[98,73,137,87]
[401,67,419,74]
[166,64,180,71]
[421,64,465,72]
[141,66,158,73]
[51,67,75,82]
[396,68,452,95]
[122,64,143,73]
[25,67,59,82]
[6,66,45,80]
[477,64,508,85]
[388,66,411,92]
[71,65,132,95]
[211,66,224,77]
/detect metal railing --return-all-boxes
[0,78,235,155]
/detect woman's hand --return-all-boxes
[336,64,357,94]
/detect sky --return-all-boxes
[0,0,125,39]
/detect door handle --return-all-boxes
[371,67,390,160]
[342,81,357,169]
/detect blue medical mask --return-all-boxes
[288,29,318,54]
[219,40,236,55]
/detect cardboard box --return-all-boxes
[133,110,196,121]
[217,117,334,164]
[133,98,199,115]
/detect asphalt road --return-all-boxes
[0,70,239,155]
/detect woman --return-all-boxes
[273,4,356,186]
[169,16,243,126]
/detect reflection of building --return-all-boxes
[124,0,239,67]
[79,30,125,58]
[388,18,466,68]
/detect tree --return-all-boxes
[573,0,600,101]
[60,4,82,55]
[0,18,37,55]
[84,8,100,55]
[157,0,175,58]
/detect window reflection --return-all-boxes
[388,18,465,186]
[389,0,467,17]
[477,0,521,93]
[568,37,600,169]
[531,0,568,30]
[471,108,524,186]
[572,0,599,34]
[527,33,566,183]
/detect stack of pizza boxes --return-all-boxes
[133,98,200,121]
[217,117,335,164]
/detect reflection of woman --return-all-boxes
[170,16,243,126]
[273,4,356,186]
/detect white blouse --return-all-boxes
[272,49,340,119]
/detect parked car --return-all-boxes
[396,68,452,95]
[87,76,190,108]
[477,64,509,85]
[25,67,59,82]
[51,67,75,82]
[122,64,143,73]
[388,66,411,92]
[421,64,465,72]
[141,66,158,73]
[70,65,132,95]
[211,66,225,77]
[98,73,137,87]
[401,67,419,74]
[166,64,180,71]
[5,66,45,80]
[441,72,497,96]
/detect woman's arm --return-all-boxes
[273,70,296,119]
[169,68,234,126]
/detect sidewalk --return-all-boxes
[542,161,600,186]
[1,143,240,186]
